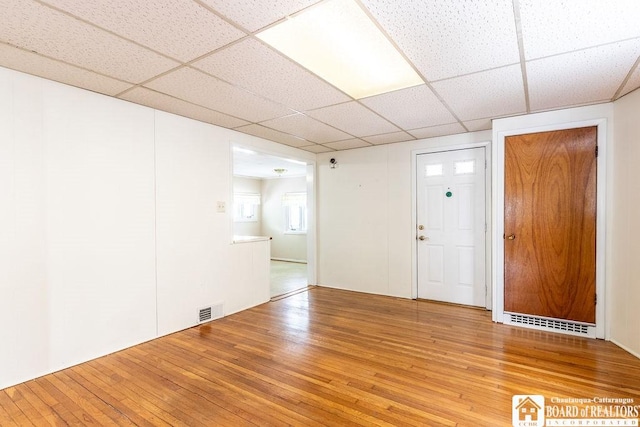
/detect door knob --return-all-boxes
[418,235,428,241]
[506,234,516,240]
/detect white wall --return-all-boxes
[0,68,49,387]
[155,113,278,336]
[233,176,262,237]
[45,80,158,371]
[611,89,640,357]
[155,112,233,336]
[0,66,314,389]
[0,67,157,387]
[316,132,491,298]
[262,176,307,262]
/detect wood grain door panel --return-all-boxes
[504,127,597,323]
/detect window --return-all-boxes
[282,192,307,233]
[425,163,443,177]
[454,160,475,175]
[234,193,260,222]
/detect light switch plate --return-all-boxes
[216,201,226,213]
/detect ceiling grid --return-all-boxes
[0,0,638,152]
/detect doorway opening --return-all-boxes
[232,146,312,298]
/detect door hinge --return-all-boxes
[595,146,599,157]
[595,294,597,305]
[485,159,487,169]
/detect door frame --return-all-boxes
[230,144,317,288]
[411,141,492,309]
[492,114,609,339]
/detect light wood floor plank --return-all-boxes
[125,345,321,426]
[0,389,31,426]
[1,287,639,426]
[10,383,62,426]
[3,387,40,426]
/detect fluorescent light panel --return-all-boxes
[257,0,423,99]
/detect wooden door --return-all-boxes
[504,127,597,323]
[417,148,486,306]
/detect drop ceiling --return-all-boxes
[1,0,639,153]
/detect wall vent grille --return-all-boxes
[199,307,212,323]
[198,303,224,324]
[505,313,595,338]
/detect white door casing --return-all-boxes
[416,148,486,306]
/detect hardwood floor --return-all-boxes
[1,287,639,426]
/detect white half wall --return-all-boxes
[611,89,640,357]
[317,132,491,298]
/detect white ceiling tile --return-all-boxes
[408,123,466,140]
[324,139,372,150]
[299,144,335,153]
[519,0,640,60]
[200,0,320,32]
[620,65,640,98]
[2,0,639,144]
[120,87,249,128]
[192,38,350,111]
[145,67,294,122]
[261,113,351,144]
[360,85,456,130]
[361,0,520,81]
[432,65,526,121]
[39,0,245,62]
[0,43,132,96]
[528,40,640,112]
[234,124,311,147]
[463,118,493,132]
[0,0,179,83]
[363,132,415,145]
[307,102,399,137]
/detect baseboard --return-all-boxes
[610,338,640,360]
[270,258,307,264]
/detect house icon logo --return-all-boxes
[512,395,545,427]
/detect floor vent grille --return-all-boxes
[198,303,224,324]
[505,313,594,338]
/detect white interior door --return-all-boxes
[417,148,486,306]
